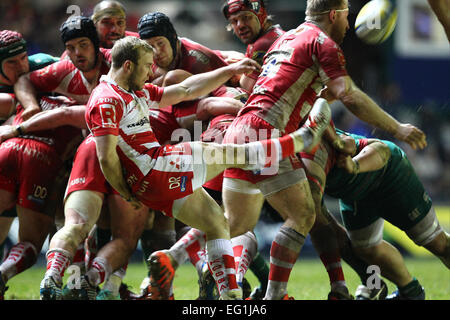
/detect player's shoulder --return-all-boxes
[125,30,140,38]
[252,25,285,51]
[30,57,75,79]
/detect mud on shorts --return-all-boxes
[0,137,62,215]
[222,112,306,197]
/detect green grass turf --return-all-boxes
[2,257,449,300]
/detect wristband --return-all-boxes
[15,124,24,136]
[352,159,360,175]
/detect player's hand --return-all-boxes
[229,58,261,76]
[394,123,427,150]
[21,106,41,121]
[222,51,246,64]
[0,125,18,142]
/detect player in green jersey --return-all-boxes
[302,129,449,300]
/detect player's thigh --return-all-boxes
[222,178,264,238]
[107,194,149,244]
[175,187,229,240]
[0,189,15,213]
[16,205,53,249]
[265,177,315,224]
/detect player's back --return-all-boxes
[241,22,347,134]
[177,37,228,75]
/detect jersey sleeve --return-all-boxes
[316,37,348,84]
[85,93,124,137]
[29,59,73,92]
[143,83,164,108]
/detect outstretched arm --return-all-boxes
[326,76,427,150]
[159,58,260,108]
[0,105,87,142]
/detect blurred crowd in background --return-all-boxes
[1,0,448,203]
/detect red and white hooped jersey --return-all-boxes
[85,75,164,188]
[240,22,348,134]
[245,24,285,80]
[30,48,111,104]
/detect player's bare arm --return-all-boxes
[0,105,87,143]
[336,138,391,174]
[159,58,260,108]
[94,134,141,209]
[326,75,427,150]
[13,73,41,120]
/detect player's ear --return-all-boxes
[329,9,337,23]
[123,60,134,73]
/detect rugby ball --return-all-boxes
[355,0,397,44]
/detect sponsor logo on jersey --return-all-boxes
[70,177,86,186]
[180,176,188,192]
[127,117,150,128]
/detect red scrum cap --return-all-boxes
[222,0,268,27]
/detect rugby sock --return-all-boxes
[231,231,257,286]
[319,252,346,291]
[103,265,127,296]
[243,137,295,171]
[169,228,206,276]
[310,224,346,291]
[85,256,112,287]
[249,252,269,293]
[45,248,72,284]
[0,242,38,281]
[265,226,305,300]
[206,239,239,297]
[71,243,86,274]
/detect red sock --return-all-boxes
[319,252,346,290]
[206,239,238,296]
[46,249,72,280]
[0,242,37,281]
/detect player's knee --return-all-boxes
[53,222,92,251]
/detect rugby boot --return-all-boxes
[355,279,388,300]
[147,250,175,300]
[40,275,62,300]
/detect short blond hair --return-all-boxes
[111,36,153,69]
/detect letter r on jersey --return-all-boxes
[100,104,117,128]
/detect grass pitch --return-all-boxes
[2,257,449,300]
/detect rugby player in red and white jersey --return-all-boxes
[91,0,140,49]
[222,0,285,92]
[220,0,427,300]
[0,93,83,299]
[134,12,249,297]
[14,16,111,121]
[40,35,332,300]
[222,0,354,299]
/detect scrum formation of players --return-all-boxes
[0,0,448,301]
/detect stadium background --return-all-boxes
[0,0,448,261]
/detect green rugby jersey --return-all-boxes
[0,53,59,93]
[325,131,430,207]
